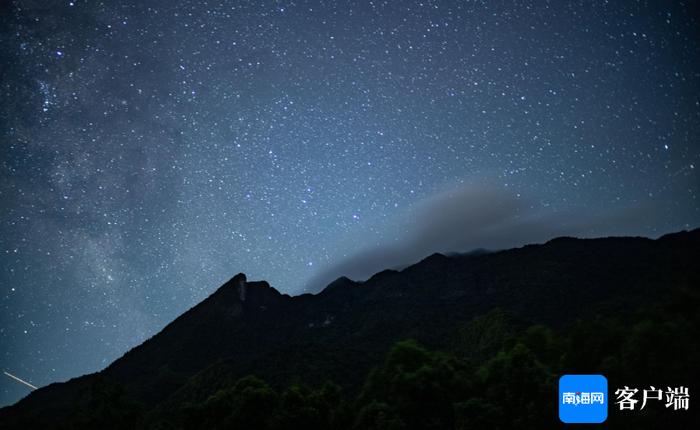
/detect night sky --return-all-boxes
[1,0,699,407]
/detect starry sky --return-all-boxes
[1,0,699,407]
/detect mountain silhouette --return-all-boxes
[1,229,698,428]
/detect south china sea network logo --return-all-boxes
[559,374,608,423]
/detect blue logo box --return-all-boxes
[559,374,608,423]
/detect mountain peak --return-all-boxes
[319,276,358,295]
[215,273,283,305]
[230,272,247,284]
[226,273,248,300]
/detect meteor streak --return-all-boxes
[3,371,37,390]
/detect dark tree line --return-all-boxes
[48,286,699,429]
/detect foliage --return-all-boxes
[29,285,698,429]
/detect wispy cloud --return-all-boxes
[307,182,671,292]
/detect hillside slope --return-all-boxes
[1,229,698,428]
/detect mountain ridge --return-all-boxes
[1,229,699,428]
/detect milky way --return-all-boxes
[1,1,699,406]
